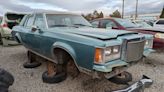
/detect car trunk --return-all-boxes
[6,14,25,29]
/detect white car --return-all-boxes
[0,12,25,46]
[154,19,164,29]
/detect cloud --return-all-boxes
[0,0,163,16]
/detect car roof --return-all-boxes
[91,17,123,21]
[33,10,78,15]
[5,12,28,15]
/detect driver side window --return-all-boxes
[34,14,46,29]
[101,20,117,28]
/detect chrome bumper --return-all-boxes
[112,75,153,92]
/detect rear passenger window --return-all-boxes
[24,15,35,28]
[156,20,164,25]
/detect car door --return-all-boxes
[21,14,41,52]
[33,14,50,55]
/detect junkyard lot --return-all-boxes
[0,45,164,92]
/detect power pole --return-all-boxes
[122,0,125,18]
[135,0,138,20]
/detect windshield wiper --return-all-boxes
[50,24,69,27]
[73,24,92,27]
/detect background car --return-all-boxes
[0,12,25,46]
[90,18,164,49]
[132,20,152,28]
[154,18,164,28]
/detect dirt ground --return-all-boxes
[0,45,164,92]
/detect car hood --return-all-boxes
[49,27,137,40]
[127,27,164,33]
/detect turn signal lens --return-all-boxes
[94,48,103,64]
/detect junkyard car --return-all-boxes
[0,12,25,46]
[12,11,154,84]
[154,19,164,28]
[91,18,164,49]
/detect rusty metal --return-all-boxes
[112,75,153,92]
[67,60,79,78]
[47,61,56,77]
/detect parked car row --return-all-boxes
[90,18,164,49]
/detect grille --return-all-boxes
[125,40,145,62]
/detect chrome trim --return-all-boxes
[112,75,153,92]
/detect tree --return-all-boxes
[93,10,100,19]
[110,10,121,18]
[98,11,104,18]
[160,7,164,18]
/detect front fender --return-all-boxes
[14,32,22,43]
[51,42,77,65]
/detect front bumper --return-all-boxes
[93,60,128,73]
[112,75,153,92]
[143,48,155,57]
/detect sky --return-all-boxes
[0,0,163,16]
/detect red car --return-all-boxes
[90,18,164,49]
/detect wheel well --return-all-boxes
[53,48,74,64]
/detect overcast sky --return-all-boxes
[0,0,163,16]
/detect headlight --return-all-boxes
[145,39,153,48]
[94,45,121,64]
[155,33,164,39]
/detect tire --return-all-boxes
[23,51,41,68]
[108,71,132,84]
[0,82,9,92]
[23,61,41,68]
[42,71,67,84]
[0,69,14,86]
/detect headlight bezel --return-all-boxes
[144,39,153,49]
[94,45,121,64]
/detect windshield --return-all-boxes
[46,14,92,28]
[115,18,138,28]
[135,21,152,28]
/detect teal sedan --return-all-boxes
[12,11,154,84]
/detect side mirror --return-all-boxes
[31,26,38,32]
[31,26,43,33]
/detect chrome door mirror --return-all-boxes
[31,25,38,32]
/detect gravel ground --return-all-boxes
[0,45,164,92]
